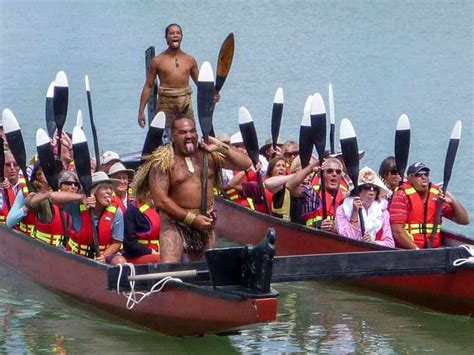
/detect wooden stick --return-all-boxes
[128,270,198,282]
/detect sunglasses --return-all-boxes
[284,151,299,157]
[324,168,342,175]
[414,171,429,178]
[360,184,380,192]
[61,181,80,187]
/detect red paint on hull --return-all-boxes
[216,197,474,317]
[0,226,277,336]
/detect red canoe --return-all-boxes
[0,225,278,336]
[215,197,474,317]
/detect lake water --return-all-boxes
[1,0,473,352]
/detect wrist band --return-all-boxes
[184,212,196,225]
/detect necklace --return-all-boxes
[175,55,179,68]
[184,157,194,173]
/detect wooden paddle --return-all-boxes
[328,83,336,154]
[428,121,462,248]
[145,46,158,125]
[214,33,235,93]
[299,95,313,168]
[197,61,215,215]
[76,110,83,129]
[394,114,410,181]
[85,75,101,172]
[72,126,100,257]
[271,87,284,153]
[0,137,4,183]
[2,109,31,191]
[239,107,271,215]
[53,71,69,161]
[141,111,166,158]
[45,81,56,138]
[310,93,328,219]
[36,129,60,191]
[340,118,365,233]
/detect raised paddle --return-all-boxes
[328,83,336,154]
[45,81,56,138]
[53,71,69,161]
[428,121,462,248]
[394,114,410,181]
[310,93,328,219]
[72,126,100,257]
[36,129,61,191]
[85,75,101,172]
[2,109,31,191]
[145,46,158,125]
[239,107,271,215]
[76,109,83,129]
[215,33,235,93]
[299,95,313,168]
[340,118,365,233]
[141,111,166,158]
[0,137,4,182]
[271,87,284,155]
[197,61,215,215]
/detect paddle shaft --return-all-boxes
[257,170,271,215]
[86,90,101,171]
[200,152,209,215]
[330,123,335,154]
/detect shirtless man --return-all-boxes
[137,23,199,131]
[133,116,252,263]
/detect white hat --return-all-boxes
[357,167,389,195]
[108,162,134,179]
[91,171,120,188]
[100,151,120,165]
[230,132,243,145]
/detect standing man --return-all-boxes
[132,115,252,263]
[137,23,199,133]
[390,162,469,249]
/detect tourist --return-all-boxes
[108,161,135,213]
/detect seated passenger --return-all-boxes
[108,162,135,213]
[378,156,402,207]
[99,150,121,173]
[335,167,394,247]
[0,151,21,225]
[281,140,299,174]
[389,162,469,249]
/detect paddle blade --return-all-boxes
[0,137,4,181]
[394,114,410,178]
[299,96,313,168]
[239,107,259,166]
[45,81,56,137]
[141,111,166,157]
[271,87,284,150]
[72,126,92,195]
[215,33,235,92]
[197,61,215,141]
[328,83,336,154]
[2,108,27,172]
[76,109,83,129]
[310,93,327,160]
[53,71,69,131]
[340,118,360,189]
[36,128,60,191]
[442,121,462,192]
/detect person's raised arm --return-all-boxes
[138,59,159,128]
[49,191,85,208]
[264,174,294,193]
[286,162,318,197]
[190,57,199,86]
[202,136,252,172]
[444,191,470,225]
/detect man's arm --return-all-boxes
[137,59,159,128]
[444,191,470,225]
[264,174,294,193]
[389,191,418,249]
[286,163,317,197]
[190,57,199,86]
[203,137,251,171]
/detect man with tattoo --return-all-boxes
[132,116,252,263]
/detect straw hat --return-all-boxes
[91,171,120,188]
[357,167,389,195]
[108,162,134,180]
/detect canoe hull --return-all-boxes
[215,197,474,317]
[0,226,277,336]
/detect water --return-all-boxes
[0,0,473,352]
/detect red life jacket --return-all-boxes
[67,203,119,257]
[0,187,17,225]
[134,202,160,252]
[401,183,442,248]
[14,183,36,236]
[304,175,347,227]
[224,170,256,210]
[34,202,66,246]
[112,194,126,214]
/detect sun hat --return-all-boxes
[230,132,244,145]
[108,162,134,180]
[100,151,121,165]
[407,162,430,176]
[91,171,120,188]
[357,167,389,195]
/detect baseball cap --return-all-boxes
[100,151,120,165]
[407,162,430,176]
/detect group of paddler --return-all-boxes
[0,23,470,270]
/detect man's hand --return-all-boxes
[320,219,336,232]
[192,214,214,230]
[138,112,146,128]
[199,136,222,152]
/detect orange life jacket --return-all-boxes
[401,183,442,248]
[224,170,256,210]
[34,202,66,246]
[134,202,160,252]
[14,183,36,236]
[0,187,17,225]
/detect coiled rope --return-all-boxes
[453,245,474,267]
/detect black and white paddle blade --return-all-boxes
[197,61,215,141]
[239,107,260,166]
[141,111,166,157]
[310,93,327,160]
[85,74,101,171]
[394,114,410,178]
[36,128,59,191]
[339,118,360,189]
[299,96,313,168]
[442,120,462,192]
[53,71,69,131]
[271,87,284,149]
[72,126,92,195]
[0,136,4,181]
[328,83,336,154]
[45,81,56,137]
[76,109,83,129]
[2,108,27,171]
